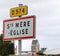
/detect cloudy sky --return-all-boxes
[0,0,60,51]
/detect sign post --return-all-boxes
[3,4,36,56]
[18,4,22,56]
[3,15,35,56]
[18,40,21,56]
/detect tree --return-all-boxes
[0,34,14,56]
[36,51,45,55]
[36,48,47,56]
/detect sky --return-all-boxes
[0,0,60,51]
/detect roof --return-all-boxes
[32,40,38,44]
[44,48,60,55]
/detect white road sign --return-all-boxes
[3,15,35,40]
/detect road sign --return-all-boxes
[3,15,36,40]
[10,5,28,17]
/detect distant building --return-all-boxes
[31,40,40,52]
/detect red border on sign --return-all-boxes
[3,15,36,41]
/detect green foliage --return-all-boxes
[0,34,14,56]
[36,51,45,55]
[7,43,14,54]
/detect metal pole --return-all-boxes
[18,40,21,56]
[18,4,23,56]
